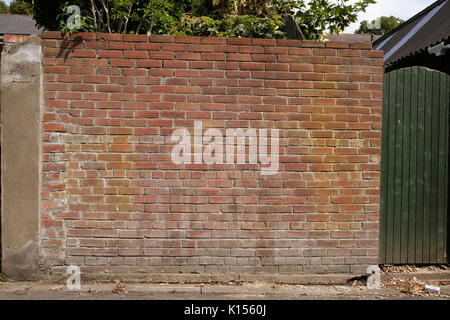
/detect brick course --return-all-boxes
[41,32,383,275]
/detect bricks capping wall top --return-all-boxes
[3,34,31,43]
[41,31,374,50]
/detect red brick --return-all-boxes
[227,38,251,45]
[175,36,201,44]
[228,53,252,61]
[72,49,96,58]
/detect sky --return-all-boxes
[343,0,437,33]
[3,0,438,34]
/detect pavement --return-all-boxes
[0,281,449,300]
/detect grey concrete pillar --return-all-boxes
[1,35,42,280]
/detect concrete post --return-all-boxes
[1,35,42,280]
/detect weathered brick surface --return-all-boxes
[41,32,383,275]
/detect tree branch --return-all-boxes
[90,0,97,31]
[124,2,133,33]
[100,0,111,33]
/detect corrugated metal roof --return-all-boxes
[0,14,41,35]
[373,0,450,64]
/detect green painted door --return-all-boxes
[380,66,449,264]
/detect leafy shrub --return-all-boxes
[27,0,376,40]
[175,14,285,38]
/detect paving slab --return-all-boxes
[0,281,448,300]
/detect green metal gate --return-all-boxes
[380,66,449,264]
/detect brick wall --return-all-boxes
[41,32,383,275]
